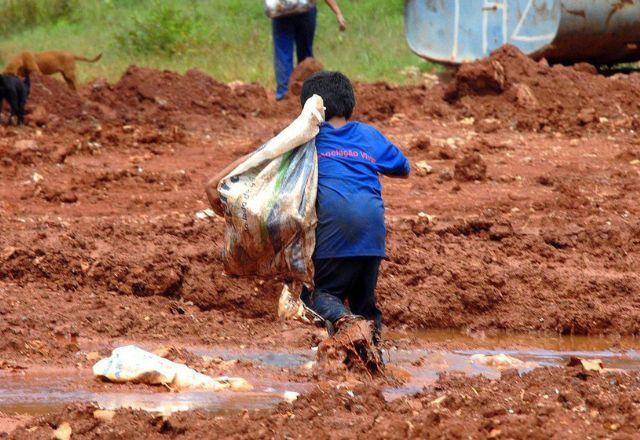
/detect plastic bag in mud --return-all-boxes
[217,95,324,284]
[264,0,317,18]
[93,345,251,391]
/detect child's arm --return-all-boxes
[375,136,411,179]
[206,153,250,216]
[325,0,346,31]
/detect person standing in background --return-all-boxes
[268,0,346,100]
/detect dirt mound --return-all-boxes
[88,66,272,123]
[354,82,440,122]
[288,57,324,96]
[279,78,446,123]
[445,45,640,132]
[28,74,97,122]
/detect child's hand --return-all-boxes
[337,14,347,32]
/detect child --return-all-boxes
[207,71,410,345]
[298,71,410,343]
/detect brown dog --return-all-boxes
[4,51,102,91]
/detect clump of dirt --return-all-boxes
[445,45,640,132]
[288,57,324,96]
[616,148,640,162]
[36,184,79,204]
[410,135,431,151]
[454,152,487,181]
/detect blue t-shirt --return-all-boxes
[314,121,410,259]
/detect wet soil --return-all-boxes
[2,45,640,437]
[9,366,640,439]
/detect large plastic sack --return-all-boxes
[264,0,317,18]
[93,345,252,391]
[217,95,324,284]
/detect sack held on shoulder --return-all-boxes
[216,95,325,284]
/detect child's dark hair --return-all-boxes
[300,71,356,120]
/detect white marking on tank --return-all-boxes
[482,3,489,54]
[502,0,508,44]
[453,0,460,59]
[482,0,508,54]
[512,0,555,42]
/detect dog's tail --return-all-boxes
[23,74,30,92]
[74,53,102,63]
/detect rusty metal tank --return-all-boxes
[405,0,640,65]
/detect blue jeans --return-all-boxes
[271,7,317,100]
[301,257,383,339]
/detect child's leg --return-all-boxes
[271,16,295,100]
[347,257,383,343]
[301,257,360,331]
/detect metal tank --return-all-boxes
[405,0,640,65]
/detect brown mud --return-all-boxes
[316,319,383,379]
[1,45,640,436]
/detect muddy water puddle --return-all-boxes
[385,329,640,398]
[3,332,640,418]
[192,348,311,369]
[0,368,305,417]
[386,347,640,398]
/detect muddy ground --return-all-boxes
[12,367,640,439]
[1,46,640,437]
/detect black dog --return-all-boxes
[0,74,30,125]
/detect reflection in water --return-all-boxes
[384,329,640,399]
[0,369,306,417]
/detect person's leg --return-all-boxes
[347,257,383,344]
[301,257,359,329]
[293,6,317,63]
[271,16,295,100]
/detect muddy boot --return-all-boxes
[317,315,384,375]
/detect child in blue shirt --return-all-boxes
[207,71,410,346]
[299,71,410,343]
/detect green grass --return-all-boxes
[0,0,437,88]
[0,0,79,37]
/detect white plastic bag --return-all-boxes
[264,0,317,18]
[93,345,252,391]
[217,95,324,283]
